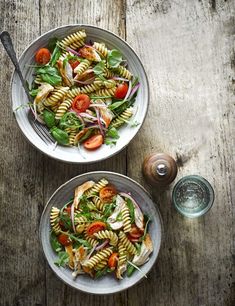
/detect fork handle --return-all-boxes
[0,31,33,102]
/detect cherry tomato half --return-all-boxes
[114,83,129,99]
[99,185,117,203]
[129,225,143,239]
[58,234,71,246]
[69,59,80,71]
[72,94,90,113]
[35,48,51,65]
[64,206,71,214]
[108,253,119,269]
[83,134,103,150]
[86,221,106,237]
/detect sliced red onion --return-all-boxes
[123,80,132,101]
[94,108,105,138]
[112,76,129,82]
[73,76,95,85]
[66,47,81,56]
[95,239,109,251]
[70,203,76,233]
[86,245,97,260]
[79,112,97,121]
[128,83,140,100]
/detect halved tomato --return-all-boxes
[108,253,119,269]
[114,83,128,99]
[83,134,103,150]
[99,185,117,203]
[69,59,80,70]
[35,48,51,65]
[58,234,71,246]
[72,94,90,113]
[86,221,106,237]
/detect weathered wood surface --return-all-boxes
[0,0,234,306]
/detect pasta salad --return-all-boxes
[50,179,153,279]
[28,29,140,150]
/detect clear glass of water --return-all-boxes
[172,175,214,218]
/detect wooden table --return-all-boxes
[0,0,234,305]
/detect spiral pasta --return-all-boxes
[84,233,99,247]
[65,127,78,146]
[85,178,109,198]
[93,42,109,58]
[66,87,81,99]
[34,75,43,84]
[74,59,91,75]
[103,67,114,78]
[80,81,103,94]
[103,79,116,89]
[110,107,133,128]
[94,259,108,271]
[55,98,73,120]
[83,247,113,269]
[114,65,132,80]
[118,231,137,255]
[94,230,118,246]
[59,30,86,50]
[74,215,87,233]
[44,87,69,107]
[95,87,116,97]
[118,241,127,266]
[92,196,105,211]
[50,207,61,234]
[122,204,131,233]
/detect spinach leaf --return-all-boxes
[104,138,117,147]
[106,127,119,139]
[93,60,105,76]
[36,66,62,86]
[126,198,135,224]
[108,100,126,111]
[140,214,151,241]
[50,232,62,253]
[107,49,122,68]
[29,88,39,97]
[54,251,69,267]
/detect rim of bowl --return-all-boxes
[39,171,163,294]
[10,24,150,164]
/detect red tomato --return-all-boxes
[58,234,71,246]
[64,206,71,214]
[83,134,103,150]
[35,48,51,65]
[86,221,106,237]
[72,94,90,113]
[129,225,143,239]
[114,83,129,99]
[69,59,80,70]
[108,253,119,269]
[99,185,117,203]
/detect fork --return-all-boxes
[0,30,55,146]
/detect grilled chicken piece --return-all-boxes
[65,244,74,269]
[72,246,88,278]
[132,234,153,266]
[107,195,126,230]
[73,181,95,208]
[79,46,101,62]
[74,68,94,81]
[57,59,74,86]
[133,201,144,231]
[94,100,114,128]
[34,83,54,104]
[116,263,127,280]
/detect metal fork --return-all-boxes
[0,30,55,146]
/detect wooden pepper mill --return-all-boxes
[142,153,178,187]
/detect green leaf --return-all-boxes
[93,60,105,76]
[104,138,117,147]
[140,215,151,241]
[95,267,113,279]
[47,37,59,52]
[29,88,39,97]
[102,202,116,219]
[36,65,62,86]
[107,49,123,68]
[50,45,61,66]
[126,198,135,224]
[106,127,120,139]
[50,232,62,253]
[127,263,136,277]
[54,251,69,267]
[108,100,126,111]
[135,242,141,255]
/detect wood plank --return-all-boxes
[126,0,235,305]
[39,1,127,305]
[0,1,46,306]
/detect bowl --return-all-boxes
[39,171,162,294]
[11,25,149,163]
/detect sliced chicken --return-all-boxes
[34,83,54,104]
[116,263,127,280]
[93,100,114,128]
[79,46,101,62]
[57,59,74,86]
[73,181,95,208]
[133,201,144,232]
[107,195,126,230]
[74,68,94,81]
[132,234,153,266]
[72,246,88,278]
[65,244,74,269]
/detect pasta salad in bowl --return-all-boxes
[11,25,149,163]
[40,172,162,294]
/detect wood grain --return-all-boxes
[0,0,234,305]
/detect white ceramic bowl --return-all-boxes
[39,171,162,294]
[11,25,149,163]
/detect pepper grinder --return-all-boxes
[142,153,178,187]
